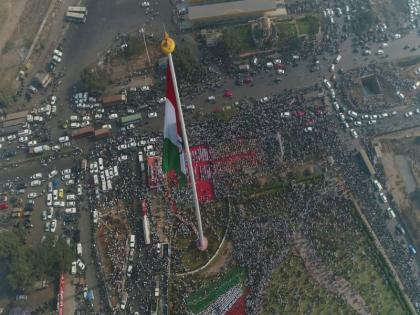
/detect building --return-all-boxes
[101,94,127,107]
[185,0,278,29]
[120,113,142,125]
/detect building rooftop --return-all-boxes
[188,0,277,21]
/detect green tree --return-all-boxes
[122,35,145,58]
[80,65,110,96]
[6,247,36,290]
[173,44,198,77]
[222,29,242,56]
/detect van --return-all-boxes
[120,292,128,310]
[387,208,396,219]
[66,194,76,201]
[373,179,383,191]
[130,234,135,248]
[77,243,82,256]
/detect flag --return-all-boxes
[162,61,187,186]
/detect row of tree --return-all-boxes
[0,230,74,291]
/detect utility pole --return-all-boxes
[140,27,151,66]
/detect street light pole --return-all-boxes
[140,27,151,66]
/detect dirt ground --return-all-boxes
[0,0,53,104]
[375,132,420,246]
[203,240,233,276]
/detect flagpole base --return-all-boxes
[196,236,208,251]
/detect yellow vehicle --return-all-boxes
[59,189,64,199]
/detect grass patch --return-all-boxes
[262,254,355,315]
[226,24,255,53]
[214,105,237,122]
[296,15,320,36]
[275,20,297,42]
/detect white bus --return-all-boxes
[68,6,88,15]
[65,11,86,23]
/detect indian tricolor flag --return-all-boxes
[162,62,187,186]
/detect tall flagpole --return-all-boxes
[161,33,208,251]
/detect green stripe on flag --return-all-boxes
[162,138,186,186]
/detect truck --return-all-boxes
[30,145,50,154]
[334,55,342,64]
[72,126,94,139]
[76,243,82,256]
[65,11,86,23]
[67,6,88,15]
[94,128,111,140]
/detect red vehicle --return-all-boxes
[295,111,306,118]
[0,202,9,210]
[244,76,253,83]
[141,199,147,216]
[224,89,233,98]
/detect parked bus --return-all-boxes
[65,11,86,23]
[67,6,88,15]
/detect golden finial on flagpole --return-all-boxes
[161,32,175,55]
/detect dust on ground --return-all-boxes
[375,131,420,248]
[203,240,233,276]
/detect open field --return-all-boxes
[233,175,409,314]
[376,136,420,258]
[262,254,355,315]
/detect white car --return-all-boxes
[71,261,77,275]
[50,95,57,105]
[53,201,65,207]
[0,137,5,143]
[65,207,77,214]
[350,129,358,139]
[50,219,57,232]
[47,207,54,219]
[28,140,37,147]
[353,121,362,126]
[49,170,58,179]
[76,259,85,271]
[259,97,269,103]
[118,144,127,150]
[53,189,58,201]
[157,97,166,104]
[304,126,314,133]
[141,85,150,91]
[62,174,71,181]
[109,113,118,120]
[147,112,157,118]
[405,111,413,118]
[127,265,133,277]
[126,124,135,130]
[27,192,38,199]
[58,136,69,143]
[368,120,377,125]
[66,201,76,207]
[141,1,150,7]
[61,169,71,175]
[118,155,128,162]
[30,180,42,187]
[186,104,196,110]
[18,136,28,143]
[146,150,156,157]
[102,124,112,129]
[30,172,43,180]
[66,179,75,186]
[7,134,16,141]
[70,122,81,129]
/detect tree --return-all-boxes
[221,29,242,57]
[122,35,145,58]
[6,247,36,290]
[173,44,198,77]
[80,65,110,96]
